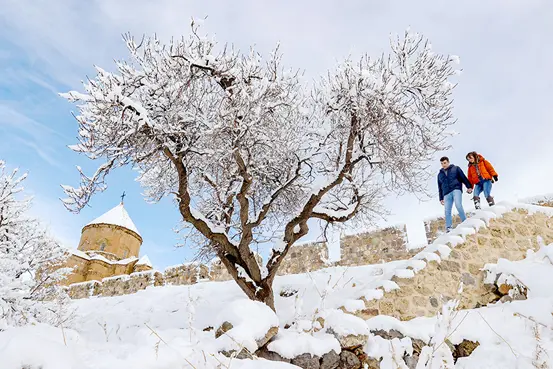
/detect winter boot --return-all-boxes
[487,196,495,206]
[473,196,481,210]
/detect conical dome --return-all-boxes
[86,203,140,236]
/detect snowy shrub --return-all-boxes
[61,20,461,310]
[0,160,71,329]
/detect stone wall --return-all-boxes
[424,214,469,244]
[338,225,413,266]
[277,241,329,276]
[358,208,553,321]
[522,194,553,208]
[165,263,210,285]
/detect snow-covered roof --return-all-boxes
[137,255,152,267]
[86,203,141,236]
[67,248,139,265]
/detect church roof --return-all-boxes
[86,203,141,236]
[137,255,152,267]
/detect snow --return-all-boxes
[320,308,370,336]
[87,203,141,236]
[67,248,139,266]
[67,248,91,260]
[137,255,152,267]
[2,200,553,367]
[484,244,553,299]
[268,331,340,359]
[326,227,342,263]
[210,299,279,354]
[405,219,428,250]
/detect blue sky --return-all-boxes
[1,0,552,270]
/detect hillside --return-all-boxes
[2,201,553,368]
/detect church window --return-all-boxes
[100,242,106,251]
[123,250,128,258]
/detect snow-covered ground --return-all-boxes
[2,202,553,368]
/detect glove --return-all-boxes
[493,175,498,182]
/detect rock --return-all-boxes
[404,355,418,369]
[453,339,480,359]
[327,327,368,349]
[500,295,513,303]
[429,297,439,308]
[498,283,512,295]
[320,350,340,369]
[203,326,213,332]
[461,273,476,286]
[439,260,461,273]
[411,339,426,355]
[291,353,320,369]
[357,308,379,319]
[511,288,527,301]
[256,347,290,363]
[221,348,251,359]
[280,288,299,297]
[364,357,381,369]
[339,350,361,369]
[338,334,368,349]
[257,326,279,348]
[215,321,233,338]
[371,329,404,340]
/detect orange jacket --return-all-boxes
[467,155,498,185]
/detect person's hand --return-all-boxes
[467,188,473,194]
[493,175,498,182]
[440,200,444,205]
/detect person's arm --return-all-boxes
[457,166,473,189]
[483,159,498,178]
[438,176,444,201]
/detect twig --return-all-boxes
[477,311,518,358]
[144,323,198,368]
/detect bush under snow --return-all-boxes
[0,160,71,330]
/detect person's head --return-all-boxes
[466,152,478,164]
[440,156,450,169]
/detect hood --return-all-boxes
[467,152,484,166]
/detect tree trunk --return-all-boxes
[234,278,276,311]
[218,253,277,311]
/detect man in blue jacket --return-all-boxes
[438,156,473,232]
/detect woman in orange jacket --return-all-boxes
[466,152,498,209]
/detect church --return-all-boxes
[60,201,152,285]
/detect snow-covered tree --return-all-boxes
[0,160,70,329]
[61,22,459,310]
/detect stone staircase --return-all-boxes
[341,203,553,322]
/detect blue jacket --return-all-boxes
[437,165,472,201]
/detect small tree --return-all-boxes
[0,160,70,329]
[61,23,459,311]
